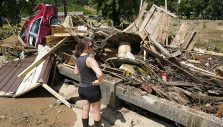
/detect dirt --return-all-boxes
[0,88,76,127]
[0,55,76,127]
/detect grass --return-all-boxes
[58,4,96,15]
[169,19,223,52]
[0,25,20,40]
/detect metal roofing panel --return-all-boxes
[0,56,36,97]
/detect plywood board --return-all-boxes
[14,45,50,97]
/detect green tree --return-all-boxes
[0,1,4,27]
[89,0,140,26]
[179,0,192,19]
[205,0,223,19]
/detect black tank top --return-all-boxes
[76,55,97,87]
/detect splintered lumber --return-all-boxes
[181,61,216,75]
[124,1,148,32]
[171,22,191,47]
[66,27,80,42]
[206,51,223,57]
[158,13,171,44]
[153,4,176,18]
[149,36,172,57]
[71,14,95,32]
[138,6,156,33]
[53,33,71,37]
[144,9,162,35]
[216,104,223,118]
[46,35,64,45]
[165,81,194,86]
[62,15,74,27]
[51,25,67,34]
[181,31,197,51]
[18,37,70,78]
[190,93,223,102]
[63,52,76,65]
[42,83,71,108]
[18,35,27,46]
[135,1,148,27]
[141,46,203,84]
[181,61,223,80]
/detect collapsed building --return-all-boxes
[0,2,223,127]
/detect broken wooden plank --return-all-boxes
[53,33,71,37]
[171,22,191,47]
[51,25,67,34]
[141,46,204,84]
[145,10,162,36]
[135,1,148,25]
[138,6,156,33]
[153,4,177,18]
[216,104,223,118]
[14,46,53,97]
[18,37,70,78]
[132,1,148,32]
[165,81,194,86]
[66,27,80,43]
[149,36,172,57]
[181,31,197,51]
[17,34,27,46]
[181,61,216,75]
[42,83,71,108]
[158,13,171,44]
[185,31,197,51]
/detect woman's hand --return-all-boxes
[92,80,100,85]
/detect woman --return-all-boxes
[74,38,104,127]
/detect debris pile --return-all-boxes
[1,2,223,123]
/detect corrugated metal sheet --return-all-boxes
[0,56,36,97]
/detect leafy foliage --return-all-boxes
[89,0,140,26]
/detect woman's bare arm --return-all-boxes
[86,57,104,84]
[74,64,79,75]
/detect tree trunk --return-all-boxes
[63,0,67,18]
[112,0,120,27]
[0,15,3,28]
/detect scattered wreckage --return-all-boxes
[0,2,223,127]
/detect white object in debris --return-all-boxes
[193,47,207,53]
[77,25,87,31]
[124,52,135,60]
[118,41,131,57]
[62,15,74,27]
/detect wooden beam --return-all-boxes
[153,4,177,18]
[42,84,71,108]
[138,6,156,33]
[53,33,71,37]
[18,37,70,78]
[18,35,27,46]
[141,46,204,84]
[149,36,172,57]
[135,1,148,28]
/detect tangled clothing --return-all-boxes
[76,55,97,87]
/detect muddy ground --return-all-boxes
[0,87,76,127]
[0,56,76,127]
